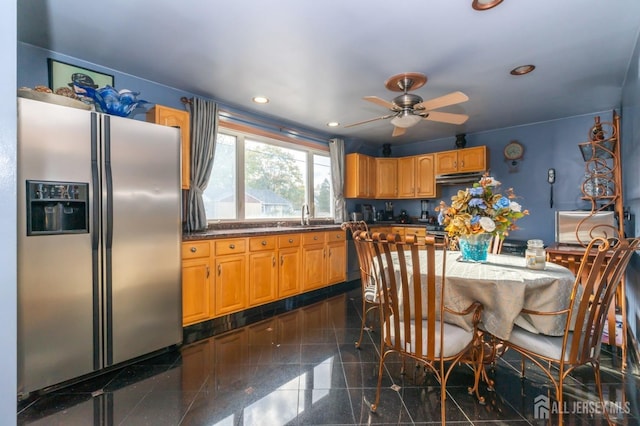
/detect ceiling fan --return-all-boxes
[344,72,469,137]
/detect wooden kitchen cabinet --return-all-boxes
[326,230,346,284]
[345,153,376,198]
[248,236,277,307]
[213,238,247,316]
[181,241,211,326]
[146,105,191,190]
[397,156,416,198]
[183,228,347,327]
[415,154,437,198]
[302,232,326,291]
[375,158,398,198]
[435,146,487,175]
[278,234,301,298]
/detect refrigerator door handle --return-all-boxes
[104,115,114,366]
[90,112,101,370]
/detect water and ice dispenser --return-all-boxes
[26,180,89,235]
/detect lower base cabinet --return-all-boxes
[181,229,346,326]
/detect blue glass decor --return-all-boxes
[73,83,148,117]
[458,233,492,263]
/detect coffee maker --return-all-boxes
[419,200,429,222]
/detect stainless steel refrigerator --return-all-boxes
[17,97,183,397]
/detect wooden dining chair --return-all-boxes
[488,233,503,254]
[500,236,640,425]
[357,232,483,423]
[341,221,381,348]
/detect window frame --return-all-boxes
[207,121,332,223]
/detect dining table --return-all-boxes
[389,250,577,341]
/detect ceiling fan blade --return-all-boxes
[392,126,406,137]
[423,111,469,125]
[414,91,469,111]
[363,96,397,110]
[343,113,396,128]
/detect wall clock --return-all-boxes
[504,140,524,161]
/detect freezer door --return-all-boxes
[104,115,182,366]
[17,98,97,395]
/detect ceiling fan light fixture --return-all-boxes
[510,64,535,76]
[390,112,422,128]
[472,0,503,10]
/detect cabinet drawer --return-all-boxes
[215,238,247,255]
[249,236,277,251]
[404,227,426,237]
[278,234,300,248]
[182,241,210,260]
[303,232,325,245]
[325,230,345,242]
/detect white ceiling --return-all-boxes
[17,0,640,147]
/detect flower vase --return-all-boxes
[459,233,492,262]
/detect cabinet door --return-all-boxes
[458,146,487,172]
[181,258,211,326]
[146,105,191,190]
[214,254,246,316]
[415,154,437,198]
[302,244,326,291]
[365,155,376,197]
[435,151,458,175]
[248,251,277,307]
[375,158,398,198]
[345,153,375,198]
[397,156,416,198]
[326,241,346,284]
[278,247,301,298]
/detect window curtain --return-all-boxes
[185,98,218,232]
[329,137,347,223]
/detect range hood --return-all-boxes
[435,171,485,185]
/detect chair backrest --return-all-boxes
[488,233,503,254]
[341,221,374,285]
[357,231,447,360]
[565,237,640,364]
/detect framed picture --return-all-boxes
[47,58,114,92]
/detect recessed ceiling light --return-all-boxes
[327,121,340,127]
[252,96,269,104]
[510,65,536,76]
[472,0,503,10]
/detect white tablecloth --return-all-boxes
[389,251,576,340]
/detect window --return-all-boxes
[203,127,333,221]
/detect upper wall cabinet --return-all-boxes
[435,146,487,175]
[147,105,191,190]
[375,158,398,198]
[344,153,375,198]
[414,154,437,198]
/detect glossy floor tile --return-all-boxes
[17,285,640,425]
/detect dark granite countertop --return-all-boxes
[183,223,343,241]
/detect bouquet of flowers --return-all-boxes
[436,174,528,238]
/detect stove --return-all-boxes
[425,224,448,237]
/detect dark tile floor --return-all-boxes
[17,286,640,425]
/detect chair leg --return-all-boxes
[369,351,387,412]
[355,298,367,349]
[592,363,614,425]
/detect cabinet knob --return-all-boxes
[288,238,294,243]
[229,243,235,249]
[314,236,318,240]
[190,247,197,253]
[261,240,267,246]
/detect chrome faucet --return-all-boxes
[301,203,310,226]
